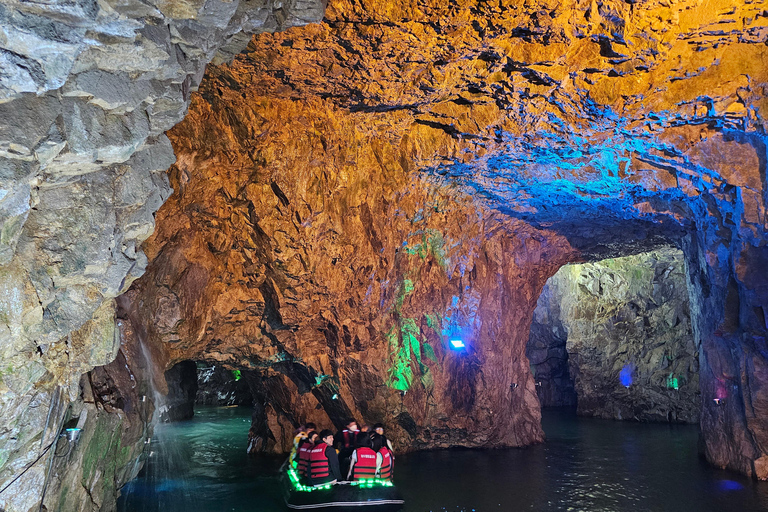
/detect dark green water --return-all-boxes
[117,406,768,512]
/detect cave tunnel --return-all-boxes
[1,0,768,511]
[527,247,701,423]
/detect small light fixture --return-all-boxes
[65,428,82,443]
[449,339,465,349]
[713,398,722,405]
[141,395,147,402]
[510,383,518,389]
[535,381,542,387]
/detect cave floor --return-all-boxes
[117,407,768,512]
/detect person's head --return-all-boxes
[305,422,316,433]
[371,433,384,452]
[360,424,371,433]
[319,429,334,445]
[345,419,359,432]
[308,431,319,443]
[373,423,384,435]
[356,432,373,448]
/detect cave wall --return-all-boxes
[0,0,767,510]
[529,248,700,422]
[0,0,324,510]
[196,364,253,406]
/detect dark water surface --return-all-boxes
[117,406,768,512]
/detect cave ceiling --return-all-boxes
[183,0,768,261]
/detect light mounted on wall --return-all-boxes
[449,339,465,350]
[64,428,82,443]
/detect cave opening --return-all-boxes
[527,246,700,424]
[161,361,254,423]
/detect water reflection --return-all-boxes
[118,407,768,512]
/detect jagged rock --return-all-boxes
[161,360,198,421]
[0,0,325,509]
[1,0,768,510]
[530,248,699,422]
[128,0,767,479]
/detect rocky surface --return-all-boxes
[161,360,198,421]
[529,248,699,422]
[196,363,253,407]
[0,0,324,510]
[0,0,767,510]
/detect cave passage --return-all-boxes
[161,361,254,422]
[527,247,700,423]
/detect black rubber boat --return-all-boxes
[282,465,405,511]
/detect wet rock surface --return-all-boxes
[161,360,198,422]
[529,248,699,423]
[196,364,253,407]
[0,0,767,509]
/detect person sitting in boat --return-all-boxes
[298,430,319,482]
[334,419,359,461]
[309,429,342,486]
[347,433,381,481]
[372,433,394,481]
[290,422,316,469]
[372,423,394,452]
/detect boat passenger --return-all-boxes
[309,429,341,486]
[372,423,394,452]
[372,433,394,481]
[334,419,359,460]
[298,430,319,480]
[347,433,381,481]
[290,422,316,468]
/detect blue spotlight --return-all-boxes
[449,339,465,350]
[619,365,634,387]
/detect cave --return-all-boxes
[1,0,768,511]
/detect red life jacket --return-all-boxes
[341,429,356,449]
[309,444,333,484]
[378,447,393,480]
[351,447,378,480]
[298,440,313,477]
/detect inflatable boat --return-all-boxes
[282,466,405,511]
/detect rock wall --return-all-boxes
[527,283,577,408]
[196,364,253,406]
[0,0,324,510]
[0,0,767,510]
[529,248,700,422]
[161,360,198,421]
